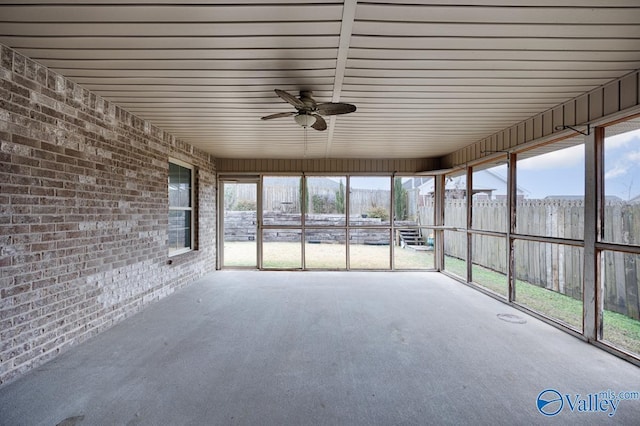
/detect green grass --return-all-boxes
[393,246,434,269]
[445,255,640,356]
[223,242,640,356]
[515,279,583,329]
[222,241,257,267]
[603,311,640,355]
[443,255,467,278]
[472,264,508,297]
[224,241,433,270]
[305,242,347,269]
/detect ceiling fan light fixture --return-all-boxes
[261,89,355,132]
[294,113,315,128]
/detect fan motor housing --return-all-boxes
[299,91,316,109]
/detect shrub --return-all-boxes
[235,199,256,211]
[312,194,335,213]
[366,206,389,221]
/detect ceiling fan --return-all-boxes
[261,89,356,131]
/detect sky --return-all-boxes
[318,128,640,200]
[517,128,640,200]
[516,144,585,199]
[603,128,640,200]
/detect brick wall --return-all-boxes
[0,44,217,386]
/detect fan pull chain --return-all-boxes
[304,126,308,158]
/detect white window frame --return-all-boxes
[168,158,194,256]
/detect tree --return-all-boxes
[299,177,308,213]
[335,180,345,214]
[312,194,335,213]
[224,185,237,210]
[394,178,407,220]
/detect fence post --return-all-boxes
[435,174,445,271]
[583,126,603,342]
[466,166,473,282]
[508,153,517,302]
[622,207,640,320]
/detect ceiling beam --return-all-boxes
[325,0,357,158]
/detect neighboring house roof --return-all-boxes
[306,177,342,190]
[266,176,342,190]
[477,169,530,196]
[544,195,625,202]
[403,170,530,197]
[403,176,432,190]
[544,195,584,201]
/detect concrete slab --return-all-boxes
[1,271,639,425]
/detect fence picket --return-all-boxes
[229,183,639,320]
[441,199,640,319]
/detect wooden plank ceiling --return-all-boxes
[1,0,639,159]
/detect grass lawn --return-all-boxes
[222,241,257,267]
[444,256,640,356]
[223,242,639,356]
[224,241,433,269]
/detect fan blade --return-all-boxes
[261,111,296,120]
[316,102,356,116]
[275,89,305,109]
[311,114,327,131]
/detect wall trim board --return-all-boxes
[440,70,640,168]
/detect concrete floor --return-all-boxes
[1,272,639,426]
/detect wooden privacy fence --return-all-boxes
[224,187,639,319]
[436,200,640,320]
[223,212,396,244]
[226,184,391,216]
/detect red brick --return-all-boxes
[33,188,57,199]
[29,224,55,233]
[1,184,29,195]
[40,141,65,155]
[13,271,43,285]
[0,47,13,70]
[0,44,216,386]
[1,224,30,235]
[0,284,32,299]
[0,302,30,321]
[12,135,41,149]
[32,149,56,162]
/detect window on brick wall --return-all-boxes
[169,160,194,255]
